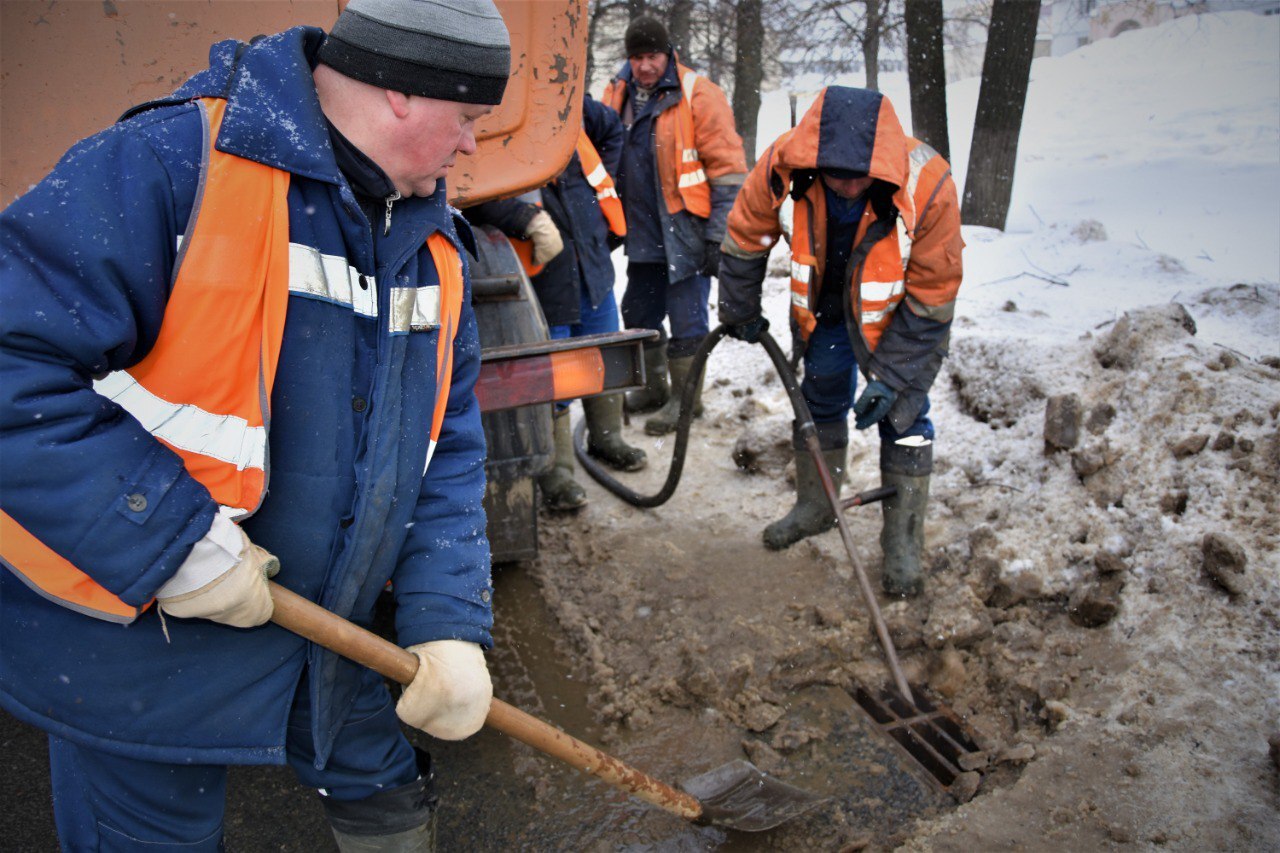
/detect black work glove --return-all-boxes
[699,240,722,278]
[853,379,897,430]
[726,316,769,343]
[606,233,624,252]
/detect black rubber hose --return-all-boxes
[574,325,820,508]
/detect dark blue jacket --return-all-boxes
[467,96,623,325]
[0,28,491,767]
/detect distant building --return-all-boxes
[1089,0,1280,42]
[943,0,1280,82]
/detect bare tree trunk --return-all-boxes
[668,0,694,61]
[962,0,1040,229]
[627,0,649,22]
[862,0,883,91]
[732,0,764,167]
[904,0,950,162]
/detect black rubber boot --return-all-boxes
[644,354,704,436]
[537,409,587,511]
[880,438,933,597]
[324,749,438,852]
[583,394,646,471]
[624,339,669,414]
[764,442,847,551]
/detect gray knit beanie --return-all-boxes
[318,0,511,105]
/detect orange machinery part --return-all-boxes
[0,0,586,209]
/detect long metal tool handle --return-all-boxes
[802,433,915,705]
[267,582,703,821]
[751,330,915,706]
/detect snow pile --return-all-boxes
[596,9,1278,847]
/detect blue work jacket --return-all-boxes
[0,28,492,767]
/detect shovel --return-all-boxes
[268,582,826,832]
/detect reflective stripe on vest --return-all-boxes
[673,69,711,217]
[576,131,626,237]
[788,148,936,350]
[3,97,466,623]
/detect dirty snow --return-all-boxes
[534,10,1280,849]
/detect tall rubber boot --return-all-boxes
[582,394,647,471]
[764,435,847,551]
[537,408,587,511]
[325,749,438,852]
[625,340,669,414]
[644,354,704,436]
[880,438,933,597]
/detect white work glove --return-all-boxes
[157,528,279,628]
[525,209,564,265]
[396,640,493,740]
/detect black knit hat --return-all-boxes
[625,16,670,57]
[318,0,511,105]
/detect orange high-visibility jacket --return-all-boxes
[0,97,465,624]
[603,59,747,220]
[721,87,963,352]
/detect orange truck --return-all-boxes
[0,0,648,561]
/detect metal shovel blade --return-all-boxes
[681,759,829,832]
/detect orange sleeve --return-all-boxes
[690,77,747,182]
[904,170,964,315]
[724,145,782,257]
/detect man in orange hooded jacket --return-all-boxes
[717,86,963,597]
[603,16,747,436]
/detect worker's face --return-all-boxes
[821,173,875,200]
[629,51,669,89]
[386,96,492,197]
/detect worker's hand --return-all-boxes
[606,232,625,253]
[726,316,769,344]
[157,529,279,627]
[396,640,493,740]
[853,379,897,430]
[525,210,564,265]
[699,240,722,278]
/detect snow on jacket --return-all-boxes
[603,54,747,282]
[718,86,963,432]
[0,28,492,767]
[466,96,625,325]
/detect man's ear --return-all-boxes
[386,90,412,119]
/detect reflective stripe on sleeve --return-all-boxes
[93,372,265,472]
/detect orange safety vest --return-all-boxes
[788,145,937,349]
[576,131,626,238]
[1,97,465,623]
[510,129,627,279]
[671,66,712,218]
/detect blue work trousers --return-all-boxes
[803,322,935,443]
[48,667,417,851]
[620,262,710,355]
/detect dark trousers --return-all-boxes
[49,667,419,851]
[802,322,934,443]
[621,262,711,357]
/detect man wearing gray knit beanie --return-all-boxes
[0,1,512,851]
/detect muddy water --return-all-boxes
[426,563,954,850]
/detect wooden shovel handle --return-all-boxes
[268,582,702,821]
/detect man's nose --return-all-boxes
[457,130,478,156]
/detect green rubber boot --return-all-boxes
[624,341,669,414]
[880,471,929,596]
[583,394,647,472]
[537,409,587,511]
[763,446,846,550]
[644,354,704,436]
